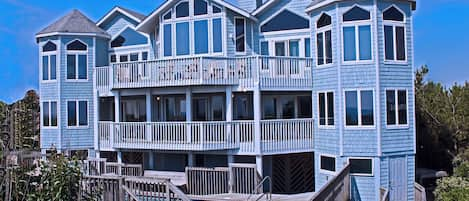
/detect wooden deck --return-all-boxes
[188,192,315,201]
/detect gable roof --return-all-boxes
[96,6,146,26]
[251,0,281,16]
[36,9,110,39]
[136,0,257,33]
[306,0,416,13]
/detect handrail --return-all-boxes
[380,187,389,201]
[167,180,191,201]
[246,176,272,201]
[122,185,140,201]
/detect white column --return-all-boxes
[227,154,234,165]
[254,88,261,154]
[188,152,194,167]
[146,89,152,122]
[226,87,233,122]
[186,88,192,144]
[117,151,122,164]
[148,152,155,170]
[114,91,120,123]
[256,155,263,177]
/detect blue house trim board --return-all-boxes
[36,0,417,200]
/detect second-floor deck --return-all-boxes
[95,56,313,93]
[98,118,314,155]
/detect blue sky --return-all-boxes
[0,0,468,103]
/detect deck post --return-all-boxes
[113,91,120,148]
[186,88,192,144]
[256,155,263,178]
[226,87,233,145]
[145,89,152,144]
[254,87,261,154]
[188,152,194,167]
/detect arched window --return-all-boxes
[316,13,332,66]
[317,13,331,29]
[176,1,189,18]
[342,6,372,62]
[383,6,406,61]
[194,0,208,16]
[213,5,222,13]
[43,41,57,52]
[163,11,172,20]
[66,40,87,80]
[67,40,87,51]
[261,10,309,32]
[111,27,148,48]
[343,6,370,21]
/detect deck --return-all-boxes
[188,192,315,201]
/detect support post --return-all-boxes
[226,87,233,145]
[188,152,194,167]
[186,88,192,143]
[227,154,234,165]
[254,88,261,154]
[146,89,152,143]
[256,155,263,178]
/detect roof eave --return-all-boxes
[305,0,417,13]
[35,32,111,41]
[96,7,143,27]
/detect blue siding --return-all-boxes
[99,12,140,36]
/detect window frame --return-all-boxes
[341,5,373,65]
[343,88,376,129]
[41,42,58,83]
[109,51,149,64]
[348,157,374,176]
[383,6,407,64]
[316,13,333,68]
[259,8,310,35]
[385,89,409,128]
[234,16,247,54]
[65,40,88,81]
[319,154,337,175]
[66,100,89,129]
[108,25,150,50]
[42,100,58,128]
[317,91,335,128]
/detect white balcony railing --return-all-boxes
[94,56,313,91]
[98,119,314,154]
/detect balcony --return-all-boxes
[98,118,314,154]
[95,56,313,93]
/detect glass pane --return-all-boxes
[235,18,245,52]
[298,96,312,118]
[43,102,50,126]
[50,55,56,80]
[289,40,299,57]
[398,90,407,124]
[67,40,87,51]
[343,6,370,22]
[343,27,356,61]
[67,55,76,79]
[261,10,309,32]
[396,26,406,60]
[317,33,324,65]
[176,22,190,56]
[194,0,207,15]
[327,92,334,125]
[164,24,172,56]
[193,98,208,121]
[176,2,189,18]
[361,90,374,126]
[383,7,404,21]
[213,18,223,53]
[43,41,57,52]
[233,94,253,120]
[359,25,372,60]
[142,52,148,61]
[319,93,325,125]
[317,13,332,28]
[345,91,358,125]
[68,101,77,126]
[280,98,295,119]
[79,101,88,126]
[386,90,396,125]
[275,42,285,56]
[321,156,336,171]
[120,55,128,62]
[78,55,87,79]
[121,97,146,122]
[263,97,277,119]
[195,20,209,54]
[261,41,269,56]
[51,102,57,126]
[325,31,332,64]
[163,11,171,20]
[305,38,311,57]
[110,54,117,63]
[213,5,222,13]
[111,28,148,47]
[211,96,225,121]
[350,159,372,174]
[42,56,49,80]
[384,25,394,60]
[130,53,138,61]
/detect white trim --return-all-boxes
[306,0,416,13]
[66,100,89,129]
[65,40,88,81]
[96,7,143,26]
[343,89,376,129]
[36,32,110,39]
[259,8,310,34]
[234,16,247,55]
[41,100,59,129]
[252,0,279,16]
[109,24,151,50]
[384,89,410,129]
[319,154,337,175]
[348,157,374,176]
[382,5,408,64]
[317,91,335,128]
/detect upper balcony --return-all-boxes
[95,56,313,94]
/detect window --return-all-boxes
[235,18,245,53]
[233,93,253,120]
[289,40,299,57]
[213,18,223,53]
[195,20,209,54]
[212,5,222,13]
[67,100,88,127]
[261,10,309,32]
[110,27,148,48]
[345,90,374,126]
[42,41,57,52]
[42,101,57,127]
[384,7,406,61]
[386,90,407,126]
[349,158,373,176]
[67,40,87,80]
[42,54,56,81]
[164,24,172,56]
[260,41,269,56]
[343,7,372,62]
[110,54,117,63]
[176,22,190,56]
[317,14,332,66]
[320,155,336,173]
[176,1,189,18]
[163,11,172,20]
[297,96,312,118]
[194,0,208,16]
[319,92,334,126]
[305,38,311,57]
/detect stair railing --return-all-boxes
[246,176,272,201]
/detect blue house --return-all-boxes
[36,0,417,200]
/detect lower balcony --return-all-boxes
[98,118,314,154]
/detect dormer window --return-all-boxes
[42,41,57,81]
[316,13,332,66]
[194,0,208,15]
[342,6,372,62]
[383,6,406,62]
[176,2,189,18]
[261,10,309,32]
[66,40,87,80]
